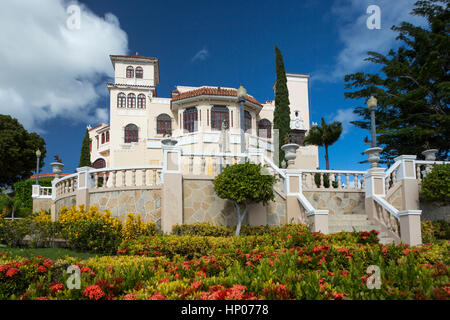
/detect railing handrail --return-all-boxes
[385,160,401,178]
[89,165,163,173]
[263,156,286,179]
[54,173,78,185]
[415,160,449,165]
[181,151,248,158]
[373,195,399,219]
[286,169,366,175]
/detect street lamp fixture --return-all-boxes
[367,96,377,148]
[237,85,247,158]
[35,149,41,185]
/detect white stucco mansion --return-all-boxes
[88,54,318,170]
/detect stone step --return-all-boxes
[328,214,370,221]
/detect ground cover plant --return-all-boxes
[0,220,448,300]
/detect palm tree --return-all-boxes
[0,195,24,220]
[303,118,342,170]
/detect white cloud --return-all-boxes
[0,0,128,131]
[314,0,426,82]
[191,47,209,62]
[331,108,358,136]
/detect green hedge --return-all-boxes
[420,164,450,204]
[13,178,53,210]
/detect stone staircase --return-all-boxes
[328,214,396,245]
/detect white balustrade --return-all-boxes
[296,170,365,191]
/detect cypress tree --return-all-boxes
[273,45,291,165]
[79,128,92,167]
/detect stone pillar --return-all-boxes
[399,210,422,246]
[364,167,386,221]
[161,140,183,234]
[75,166,93,209]
[395,155,422,246]
[307,212,329,234]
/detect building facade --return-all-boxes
[88,54,319,170]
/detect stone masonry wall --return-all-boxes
[55,195,76,216]
[183,178,287,227]
[89,188,162,224]
[303,191,365,216]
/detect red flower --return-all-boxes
[341,270,349,276]
[38,265,47,273]
[148,293,165,300]
[49,283,64,296]
[43,259,53,268]
[286,235,292,239]
[403,249,410,256]
[83,285,105,300]
[159,278,169,283]
[328,272,334,277]
[81,267,92,273]
[37,296,49,300]
[6,268,19,277]
[331,292,347,300]
[382,247,388,254]
[123,293,137,300]
[0,265,7,273]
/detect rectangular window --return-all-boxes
[106,131,110,143]
[290,130,306,145]
[183,107,198,133]
[211,106,229,130]
[231,111,233,127]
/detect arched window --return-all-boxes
[117,93,126,108]
[211,106,229,130]
[135,67,143,79]
[101,132,105,144]
[258,119,272,138]
[126,66,134,78]
[124,124,139,143]
[183,107,198,133]
[244,110,252,132]
[92,158,106,169]
[127,93,136,108]
[157,113,172,135]
[137,94,146,109]
[105,131,109,143]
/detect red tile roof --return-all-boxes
[29,173,71,179]
[171,87,262,106]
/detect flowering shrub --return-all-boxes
[1,222,449,300]
[122,213,156,240]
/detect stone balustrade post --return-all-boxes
[161,140,183,234]
[394,155,422,246]
[75,166,93,211]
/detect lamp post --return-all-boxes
[367,96,377,147]
[364,96,382,168]
[237,85,247,158]
[35,149,41,185]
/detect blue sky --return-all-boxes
[0,0,424,174]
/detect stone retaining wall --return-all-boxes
[89,188,162,224]
[183,177,287,227]
[303,191,365,216]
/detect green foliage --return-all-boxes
[172,223,234,237]
[0,218,30,247]
[61,220,122,254]
[13,178,53,211]
[314,173,339,189]
[421,220,450,243]
[1,225,449,300]
[0,115,46,187]
[420,164,450,204]
[344,0,450,163]
[79,128,92,168]
[0,195,31,218]
[273,45,291,164]
[213,162,276,205]
[303,118,342,170]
